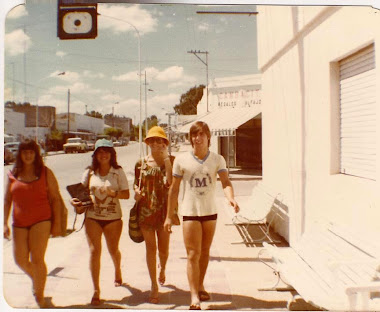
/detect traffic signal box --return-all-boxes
[57,0,98,40]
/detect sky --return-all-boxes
[3,0,258,124]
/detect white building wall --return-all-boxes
[197,74,261,115]
[258,6,380,244]
[56,113,104,134]
[4,108,25,138]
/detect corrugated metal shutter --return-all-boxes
[339,44,376,180]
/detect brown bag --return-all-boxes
[46,167,68,237]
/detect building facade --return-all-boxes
[257,6,380,243]
[56,113,104,135]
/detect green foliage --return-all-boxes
[86,110,103,119]
[174,85,205,115]
[49,129,63,140]
[105,127,123,138]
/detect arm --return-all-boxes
[218,170,239,213]
[164,176,182,233]
[46,167,62,237]
[105,168,130,200]
[3,177,12,239]
[164,156,173,186]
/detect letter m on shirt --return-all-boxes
[195,178,207,187]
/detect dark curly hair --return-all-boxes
[88,147,121,171]
[12,139,44,178]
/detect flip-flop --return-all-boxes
[158,273,165,286]
[189,303,201,310]
[198,290,210,301]
[114,279,123,287]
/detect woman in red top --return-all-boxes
[3,139,62,308]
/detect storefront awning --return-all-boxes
[178,107,261,136]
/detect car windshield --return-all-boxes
[68,138,81,143]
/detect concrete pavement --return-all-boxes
[2,144,294,310]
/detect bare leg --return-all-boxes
[198,220,216,293]
[85,218,103,303]
[13,227,33,280]
[141,227,159,303]
[156,226,170,285]
[103,220,123,285]
[28,221,51,308]
[183,220,202,307]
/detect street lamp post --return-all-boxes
[100,14,142,158]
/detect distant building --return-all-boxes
[104,115,132,135]
[181,74,262,170]
[56,113,104,135]
[4,108,25,140]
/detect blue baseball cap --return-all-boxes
[94,139,113,153]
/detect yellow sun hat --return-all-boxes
[144,126,169,144]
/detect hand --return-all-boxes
[105,187,117,197]
[164,217,173,233]
[3,224,10,240]
[229,199,239,213]
[70,198,82,207]
[134,188,143,201]
[160,144,169,160]
[50,222,61,237]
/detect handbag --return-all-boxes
[128,201,144,243]
[129,158,144,243]
[46,167,68,237]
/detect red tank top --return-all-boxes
[8,166,52,227]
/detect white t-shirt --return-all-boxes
[173,151,227,217]
[81,167,129,220]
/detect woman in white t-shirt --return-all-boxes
[70,139,130,306]
[164,121,239,310]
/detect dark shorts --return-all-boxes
[182,214,217,222]
[87,218,121,229]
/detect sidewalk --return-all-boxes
[2,144,293,310]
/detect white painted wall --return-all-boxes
[4,108,25,138]
[257,6,380,244]
[56,113,104,134]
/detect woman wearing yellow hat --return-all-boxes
[133,126,174,304]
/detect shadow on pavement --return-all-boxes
[47,282,287,310]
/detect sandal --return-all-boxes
[198,290,210,301]
[189,303,201,310]
[114,279,123,287]
[158,263,165,285]
[91,292,101,306]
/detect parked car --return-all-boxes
[4,146,15,165]
[86,140,95,151]
[4,142,20,159]
[113,141,121,147]
[63,138,87,153]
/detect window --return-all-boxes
[339,44,376,180]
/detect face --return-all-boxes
[20,149,36,165]
[191,131,209,148]
[147,137,166,150]
[95,148,111,164]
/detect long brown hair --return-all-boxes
[88,147,121,172]
[189,121,211,147]
[12,139,44,178]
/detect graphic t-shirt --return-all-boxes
[81,167,129,220]
[172,151,227,217]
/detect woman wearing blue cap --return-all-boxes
[70,139,130,306]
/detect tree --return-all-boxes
[105,127,123,139]
[174,84,205,115]
[85,110,103,119]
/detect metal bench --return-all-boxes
[263,222,380,310]
[226,183,283,245]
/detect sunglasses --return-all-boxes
[148,137,164,144]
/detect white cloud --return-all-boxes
[56,51,66,58]
[169,75,197,88]
[101,94,121,102]
[198,23,210,31]
[112,71,139,82]
[7,5,28,19]
[98,4,158,36]
[53,70,80,83]
[165,23,174,28]
[83,70,105,79]
[5,29,31,56]
[155,66,183,81]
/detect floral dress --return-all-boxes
[134,156,174,230]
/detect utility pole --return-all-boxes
[67,89,70,135]
[166,112,176,155]
[187,50,209,112]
